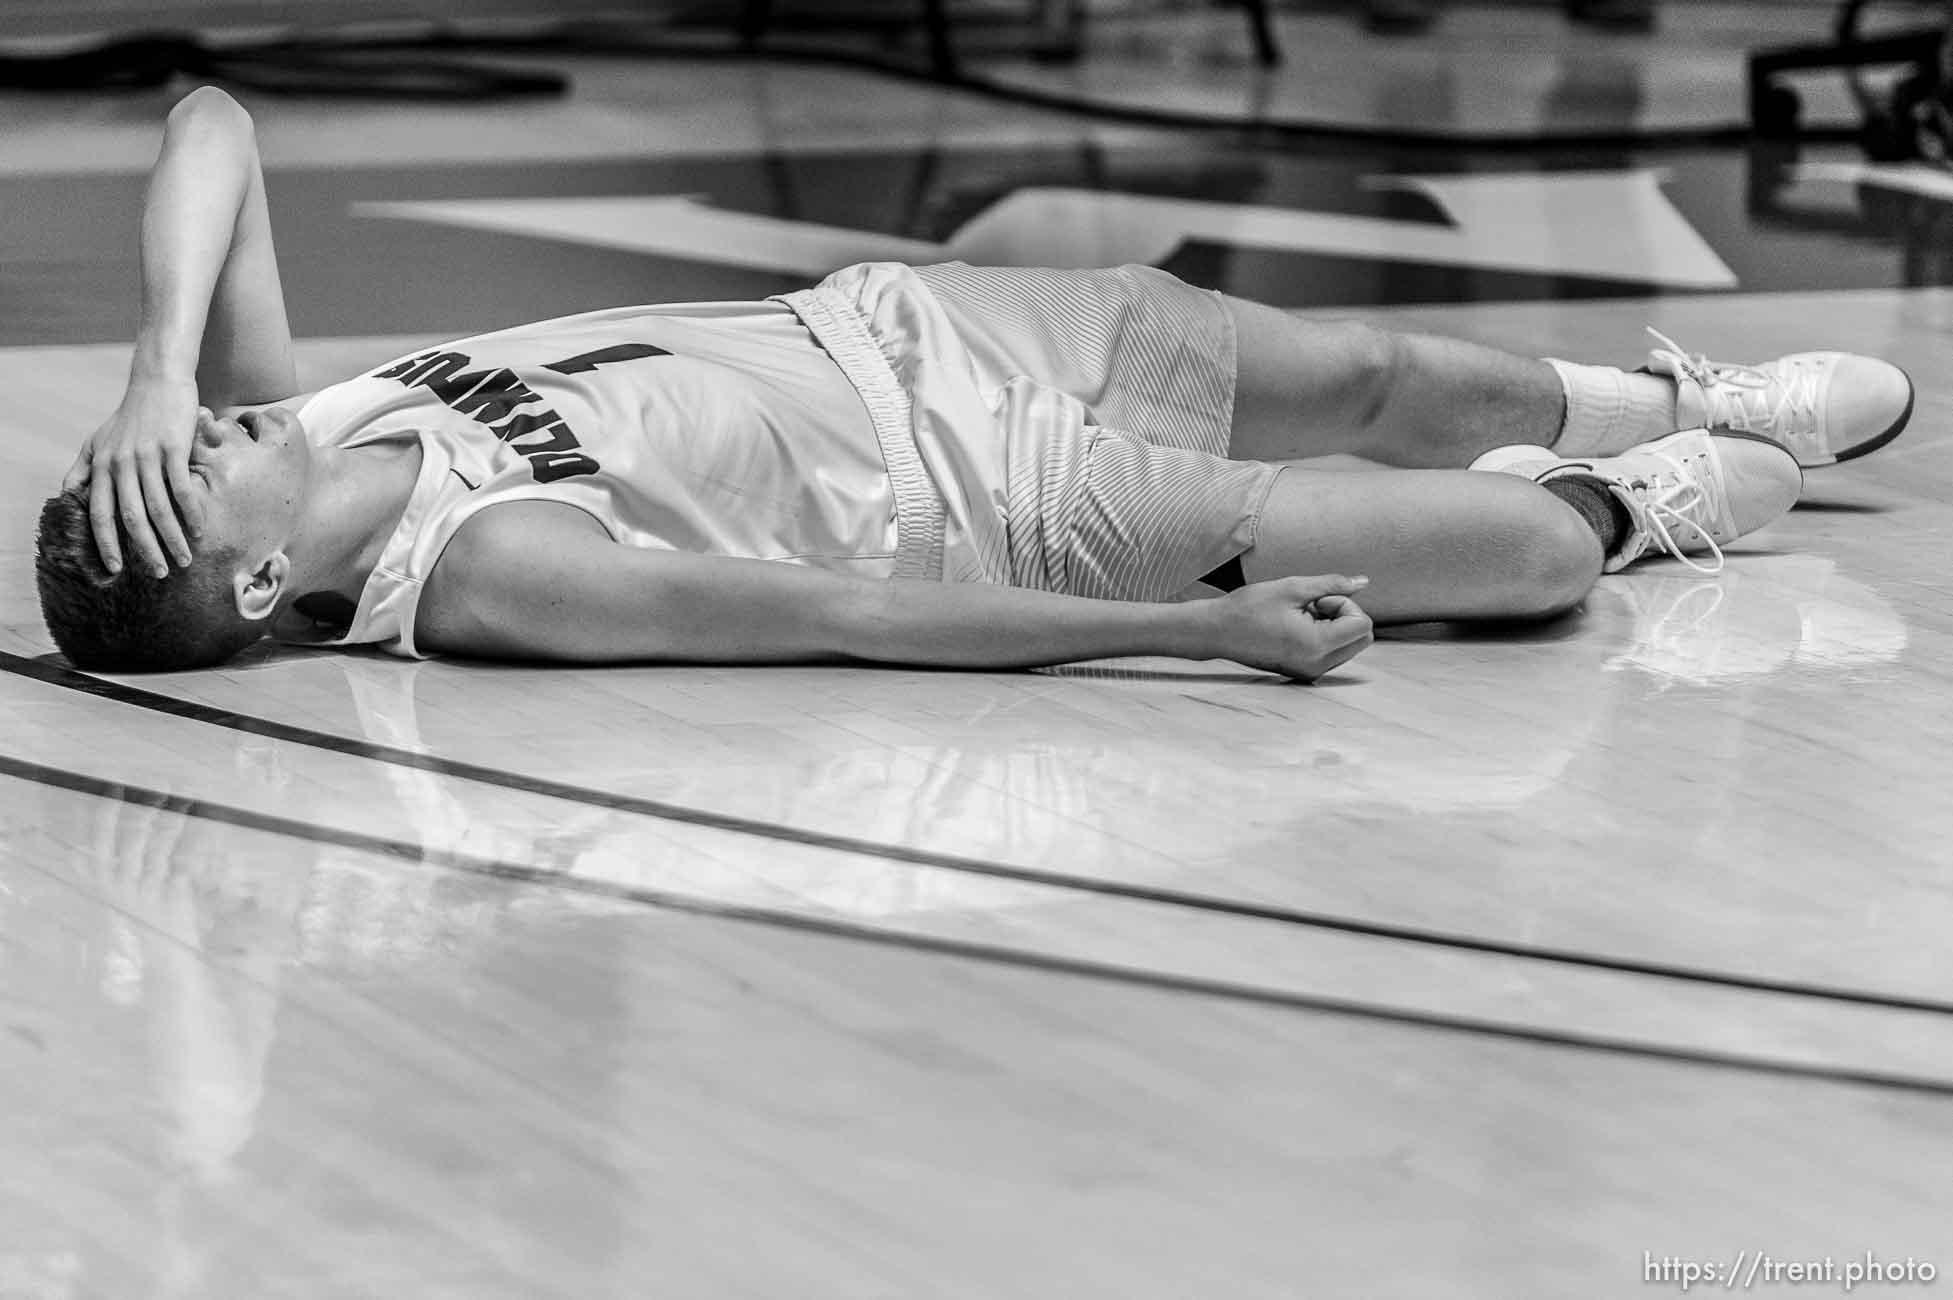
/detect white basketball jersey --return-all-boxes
[299,299,896,656]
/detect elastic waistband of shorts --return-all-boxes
[775,281,945,582]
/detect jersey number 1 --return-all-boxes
[542,343,671,375]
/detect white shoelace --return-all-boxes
[1616,447,1726,575]
[1646,326,1819,442]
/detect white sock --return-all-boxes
[1547,358,1680,456]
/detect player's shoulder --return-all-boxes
[436,498,612,581]
[420,500,612,635]
[418,500,622,656]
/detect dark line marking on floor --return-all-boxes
[6,648,1951,1019]
[5,749,1951,1100]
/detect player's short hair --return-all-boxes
[35,489,264,671]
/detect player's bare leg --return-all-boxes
[1222,295,1915,472]
[1239,422,1808,626]
[1223,296,1565,468]
[1239,469,1603,624]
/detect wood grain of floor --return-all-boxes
[2,20,1951,1300]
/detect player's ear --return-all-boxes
[233,551,292,623]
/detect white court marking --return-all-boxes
[355,170,1740,287]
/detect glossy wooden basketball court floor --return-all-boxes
[2,9,1951,1297]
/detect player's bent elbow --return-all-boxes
[167,85,256,138]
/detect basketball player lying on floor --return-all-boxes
[36,88,1915,682]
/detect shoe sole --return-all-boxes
[1824,366,1915,467]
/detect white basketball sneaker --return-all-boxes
[1472,428,1803,574]
[1643,327,1913,467]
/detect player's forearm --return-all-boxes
[603,564,1216,668]
[830,578,1218,669]
[438,538,1225,669]
[126,88,260,390]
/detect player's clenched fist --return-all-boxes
[1211,575,1374,682]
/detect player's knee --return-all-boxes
[1508,499,1604,618]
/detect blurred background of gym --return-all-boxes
[3,0,1950,148]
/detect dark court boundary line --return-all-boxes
[5,648,1951,1019]
[5,750,1951,1100]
